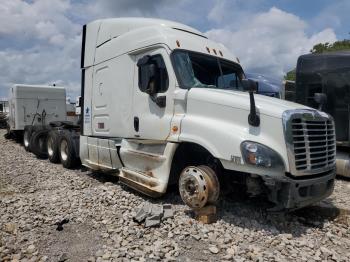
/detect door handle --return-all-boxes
[134,116,139,132]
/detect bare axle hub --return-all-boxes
[179,165,220,209]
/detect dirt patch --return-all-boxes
[39,222,101,262]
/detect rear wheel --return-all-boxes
[23,126,33,151]
[30,129,49,159]
[179,165,220,209]
[59,131,79,169]
[47,130,60,163]
[4,124,12,139]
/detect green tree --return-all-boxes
[284,69,296,81]
[310,39,350,53]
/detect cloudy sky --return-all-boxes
[0,0,348,99]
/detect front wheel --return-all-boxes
[58,131,79,169]
[178,165,220,209]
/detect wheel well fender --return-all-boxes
[168,142,222,185]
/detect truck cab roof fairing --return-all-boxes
[82,18,235,68]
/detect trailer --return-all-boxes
[0,100,9,129]
[285,52,350,177]
[6,84,78,156]
[17,18,336,211]
[8,84,66,132]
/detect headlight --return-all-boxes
[241,141,284,170]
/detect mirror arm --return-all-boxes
[248,91,260,127]
[150,95,166,108]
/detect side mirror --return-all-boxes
[138,55,160,96]
[137,55,151,66]
[138,63,160,95]
[242,79,260,126]
[144,63,159,95]
[242,79,258,93]
[314,93,327,111]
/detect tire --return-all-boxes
[4,124,12,139]
[4,132,11,139]
[47,130,60,163]
[30,129,49,159]
[58,131,79,169]
[23,126,34,151]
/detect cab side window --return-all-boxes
[138,55,169,93]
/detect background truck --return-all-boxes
[0,100,9,129]
[8,84,67,136]
[6,84,78,156]
[246,73,282,98]
[285,52,350,177]
[10,18,337,211]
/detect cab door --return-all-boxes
[132,48,175,140]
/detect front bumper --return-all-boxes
[262,169,336,210]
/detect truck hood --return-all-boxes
[187,88,308,118]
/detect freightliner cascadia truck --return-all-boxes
[17,18,336,211]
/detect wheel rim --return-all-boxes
[60,139,68,161]
[179,166,209,209]
[179,166,220,209]
[24,131,29,147]
[198,166,220,204]
[47,137,54,156]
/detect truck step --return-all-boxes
[121,148,166,162]
[119,167,163,197]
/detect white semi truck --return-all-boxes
[21,18,336,211]
[0,100,9,128]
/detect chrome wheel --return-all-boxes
[47,136,54,157]
[24,131,30,147]
[60,139,68,161]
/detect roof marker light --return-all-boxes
[213,49,217,55]
[176,40,180,47]
[219,50,223,56]
[206,47,210,53]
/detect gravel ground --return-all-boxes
[1,129,350,262]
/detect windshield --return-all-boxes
[172,50,245,90]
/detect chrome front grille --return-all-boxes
[283,110,336,176]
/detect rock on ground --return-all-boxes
[0,129,350,261]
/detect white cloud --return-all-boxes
[310,0,350,38]
[0,35,81,95]
[0,0,341,99]
[206,7,337,78]
[0,0,82,98]
[0,0,78,42]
